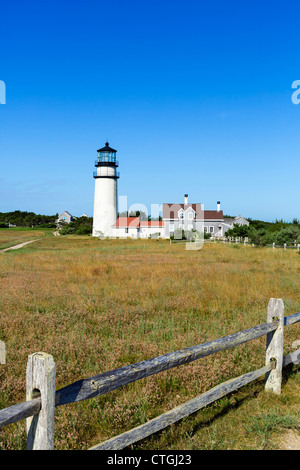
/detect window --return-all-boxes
[125,228,128,233]
[169,224,174,232]
[179,212,184,219]
[204,227,208,232]
[188,212,194,220]
[210,226,214,233]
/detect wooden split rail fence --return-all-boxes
[0,298,299,450]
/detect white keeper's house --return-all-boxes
[92,142,249,239]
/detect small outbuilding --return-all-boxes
[57,211,74,225]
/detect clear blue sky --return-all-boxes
[1,0,299,221]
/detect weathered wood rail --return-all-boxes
[0,298,299,450]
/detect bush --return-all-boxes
[274,226,300,245]
[226,220,300,246]
[60,216,93,235]
[174,228,185,240]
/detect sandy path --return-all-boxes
[0,238,41,253]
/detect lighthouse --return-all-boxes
[92,142,119,237]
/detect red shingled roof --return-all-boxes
[113,217,140,228]
[140,221,164,227]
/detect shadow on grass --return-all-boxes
[130,365,300,449]
[190,365,299,436]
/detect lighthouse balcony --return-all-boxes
[93,170,120,179]
[95,159,119,167]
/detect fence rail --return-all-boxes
[170,237,300,250]
[0,299,299,450]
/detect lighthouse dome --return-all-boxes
[97,142,117,153]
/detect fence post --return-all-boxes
[26,352,56,450]
[284,243,286,250]
[265,298,284,395]
[272,242,275,249]
[0,341,5,364]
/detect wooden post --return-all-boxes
[0,341,5,364]
[273,242,275,249]
[26,352,56,450]
[284,243,286,250]
[265,299,284,394]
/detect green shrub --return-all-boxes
[60,216,93,235]
[226,220,300,246]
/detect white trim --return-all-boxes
[163,218,223,222]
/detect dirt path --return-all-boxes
[0,238,41,253]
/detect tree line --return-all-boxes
[0,210,93,235]
[0,211,58,228]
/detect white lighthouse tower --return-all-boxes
[92,142,119,237]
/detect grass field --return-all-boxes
[0,227,52,250]
[0,234,299,450]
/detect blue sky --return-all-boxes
[0,0,299,221]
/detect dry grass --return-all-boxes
[0,237,299,449]
[0,228,46,250]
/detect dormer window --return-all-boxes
[178,208,185,219]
